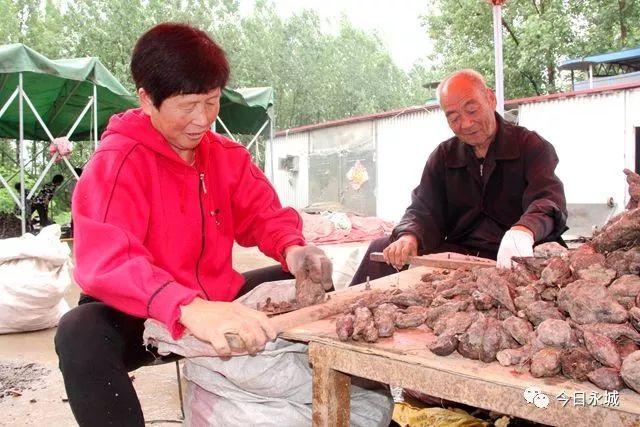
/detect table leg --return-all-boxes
[310,342,351,427]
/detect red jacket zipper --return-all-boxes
[195,172,210,300]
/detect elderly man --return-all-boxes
[351,69,567,285]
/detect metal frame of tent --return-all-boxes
[215,112,274,163]
[0,73,97,234]
[1,84,276,235]
[558,46,640,90]
[0,43,138,235]
[215,86,275,168]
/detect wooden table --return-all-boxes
[282,267,640,427]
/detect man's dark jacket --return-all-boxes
[392,114,567,259]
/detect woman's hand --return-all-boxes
[285,245,333,290]
[179,298,277,357]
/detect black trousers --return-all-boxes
[55,265,293,427]
[349,236,497,286]
[32,202,51,226]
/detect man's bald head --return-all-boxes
[436,69,489,104]
[436,69,498,152]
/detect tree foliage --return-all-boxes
[1,0,426,130]
[422,0,640,98]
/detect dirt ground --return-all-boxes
[0,245,277,426]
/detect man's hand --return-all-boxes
[383,234,418,269]
[285,245,333,291]
[179,298,277,357]
[496,226,534,269]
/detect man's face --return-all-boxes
[440,78,497,148]
[139,88,221,152]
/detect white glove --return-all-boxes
[496,228,534,269]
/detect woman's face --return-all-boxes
[139,87,221,153]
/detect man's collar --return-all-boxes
[491,113,520,160]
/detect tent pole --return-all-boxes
[215,117,238,142]
[93,84,98,150]
[0,88,21,207]
[7,146,47,182]
[570,70,575,91]
[0,88,19,119]
[23,88,82,191]
[18,73,26,234]
[28,154,58,200]
[22,90,56,141]
[492,3,505,116]
[245,120,269,150]
[67,97,94,138]
[0,173,20,207]
[22,90,62,195]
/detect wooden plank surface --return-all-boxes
[283,267,640,426]
[308,340,640,427]
[369,251,496,270]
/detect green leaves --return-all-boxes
[0,0,429,130]
[423,0,640,98]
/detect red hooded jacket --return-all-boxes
[72,109,304,338]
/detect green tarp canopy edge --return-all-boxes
[0,43,137,141]
[219,86,274,136]
[0,44,274,140]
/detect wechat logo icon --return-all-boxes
[523,386,550,409]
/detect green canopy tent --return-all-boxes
[217,86,275,166]
[219,86,274,135]
[0,43,137,233]
[0,43,138,141]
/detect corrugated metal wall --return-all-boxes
[626,88,640,174]
[269,132,309,208]
[375,109,453,220]
[518,90,639,209]
[269,87,640,222]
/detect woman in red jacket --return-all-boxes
[55,22,331,426]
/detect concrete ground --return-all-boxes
[0,245,277,426]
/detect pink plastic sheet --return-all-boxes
[300,211,393,244]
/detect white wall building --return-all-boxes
[267,82,640,234]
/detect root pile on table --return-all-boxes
[336,170,640,394]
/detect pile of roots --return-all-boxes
[336,170,640,393]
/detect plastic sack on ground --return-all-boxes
[0,224,73,333]
[234,279,295,309]
[318,242,368,290]
[144,281,394,427]
[183,339,393,426]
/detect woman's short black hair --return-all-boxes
[130,22,230,107]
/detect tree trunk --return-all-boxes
[618,0,628,45]
[547,63,556,93]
